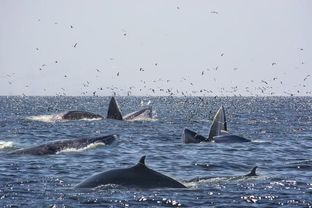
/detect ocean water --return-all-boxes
[0,96,312,207]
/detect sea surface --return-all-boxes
[0,96,312,207]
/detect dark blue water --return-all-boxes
[1,96,312,207]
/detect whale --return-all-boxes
[182,106,250,143]
[57,97,152,121]
[62,110,103,120]
[107,97,152,121]
[187,166,258,183]
[76,156,186,189]
[10,134,117,155]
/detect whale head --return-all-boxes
[107,97,123,120]
[208,106,227,139]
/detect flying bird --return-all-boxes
[304,75,310,81]
[261,80,268,84]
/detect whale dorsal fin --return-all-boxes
[208,106,227,139]
[133,156,147,169]
[138,156,146,165]
[134,155,146,167]
[107,97,123,120]
[245,166,258,176]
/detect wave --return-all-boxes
[252,139,271,144]
[56,142,105,154]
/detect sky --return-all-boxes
[0,0,311,96]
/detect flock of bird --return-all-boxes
[2,12,310,98]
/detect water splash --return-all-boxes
[56,142,105,154]
[140,100,152,107]
[0,141,14,149]
[26,114,62,123]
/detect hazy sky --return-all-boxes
[0,0,311,96]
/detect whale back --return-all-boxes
[73,135,117,148]
[10,143,60,155]
[208,106,227,139]
[76,156,186,189]
[106,97,123,120]
[62,111,103,120]
[10,134,117,155]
